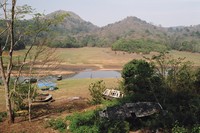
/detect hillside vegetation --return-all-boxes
[45,11,200,53]
[1,10,200,53]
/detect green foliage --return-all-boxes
[47,118,67,133]
[73,125,99,133]
[122,59,154,94]
[66,110,130,133]
[66,110,99,133]
[112,39,167,54]
[120,57,200,131]
[167,36,200,53]
[0,112,7,122]
[172,121,188,133]
[191,125,200,133]
[88,80,106,105]
[194,68,200,94]
[48,36,81,48]
[107,121,129,133]
[11,83,36,111]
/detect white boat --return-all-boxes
[102,89,124,100]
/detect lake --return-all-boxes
[70,69,121,79]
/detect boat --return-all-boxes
[102,89,124,100]
[41,86,58,91]
[99,102,163,120]
[33,94,53,102]
[57,75,62,81]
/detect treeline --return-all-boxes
[47,34,200,54]
[111,39,168,54]
[111,37,200,54]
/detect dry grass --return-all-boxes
[47,78,121,100]
[56,47,155,69]
[169,50,200,66]
[0,78,121,112]
[0,88,5,112]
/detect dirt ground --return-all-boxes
[0,97,92,133]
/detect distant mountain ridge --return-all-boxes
[46,10,200,52]
[46,10,98,35]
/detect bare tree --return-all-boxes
[0,0,16,123]
[0,0,66,123]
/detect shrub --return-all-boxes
[191,125,200,133]
[47,118,67,133]
[172,122,188,133]
[66,110,98,133]
[88,80,106,105]
[0,112,7,122]
[66,110,130,133]
[107,121,129,133]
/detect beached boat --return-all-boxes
[102,89,124,100]
[99,102,163,120]
[33,94,53,102]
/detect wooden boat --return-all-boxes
[99,102,163,120]
[33,94,53,102]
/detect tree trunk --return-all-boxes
[5,84,14,123]
[28,88,31,122]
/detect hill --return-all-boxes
[46,10,98,35]
[39,10,200,52]
[2,10,200,52]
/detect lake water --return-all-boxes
[20,70,121,88]
[38,70,121,88]
[70,69,121,79]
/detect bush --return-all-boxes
[66,110,130,133]
[191,125,200,133]
[172,121,188,133]
[88,80,106,105]
[66,110,98,133]
[0,112,7,122]
[107,121,129,133]
[47,118,67,133]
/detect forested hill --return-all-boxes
[1,10,200,52]
[45,10,200,53]
[46,10,99,35]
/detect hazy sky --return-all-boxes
[17,0,200,27]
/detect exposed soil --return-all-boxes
[0,97,92,133]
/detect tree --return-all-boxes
[122,59,154,94]
[0,0,66,123]
[0,0,17,123]
[149,52,194,91]
[88,80,106,105]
